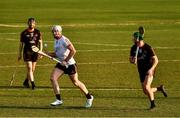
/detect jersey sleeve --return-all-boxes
[63,37,71,47]
[37,30,42,41]
[148,46,156,57]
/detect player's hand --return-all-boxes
[38,55,43,59]
[134,57,137,64]
[61,60,67,66]
[129,57,137,64]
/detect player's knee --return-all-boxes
[50,75,56,82]
[73,80,80,87]
[145,85,151,92]
[27,67,33,72]
[73,82,79,87]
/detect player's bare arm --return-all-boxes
[18,42,23,61]
[39,36,43,51]
[65,43,76,62]
[62,43,76,66]
[38,38,43,58]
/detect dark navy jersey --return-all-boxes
[130,43,156,71]
[20,29,41,53]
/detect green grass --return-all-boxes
[0,0,180,117]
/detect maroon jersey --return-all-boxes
[20,29,41,53]
[130,43,156,72]
[130,43,156,82]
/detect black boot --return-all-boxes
[31,81,36,90]
[158,85,168,97]
[23,78,30,88]
[150,100,156,109]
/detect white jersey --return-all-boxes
[54,35,76,65]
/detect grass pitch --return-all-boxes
[0,0,180,117]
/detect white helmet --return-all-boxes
[52,25,62,32]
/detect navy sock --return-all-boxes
[86,93,92,99]
[56,94,61,100]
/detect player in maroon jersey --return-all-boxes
[18,18,43,89]
[129,32,167,109]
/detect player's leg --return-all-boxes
[23,53,30,88]
[23,74,30,88]
[152,71,167,97]
[25,61,36,89]
[157,85,168,97]
[69,73,93,108]
[50,68,64,106]
[31,61,37,89]
[69,73,89,95]
[143,75,155,109]
[140,73,148,95]
[23,53,37,89]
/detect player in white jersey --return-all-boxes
[48,25,93,108]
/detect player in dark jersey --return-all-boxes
[129,32,167,109]
[18,18,43,89]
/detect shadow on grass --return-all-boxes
[0,105,84,110]
[0,105,146,111]
[0,86,143,90]
[0,85,52,89]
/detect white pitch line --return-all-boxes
[0,88,142,91]
[0,52,17,55]
[1,60,180,69]
[0,23,136,28]
[74,42,130,47]
[4,38,18,41]
[1,46,180,55]
[0,49,128,55]
[0,33,17,34]
[154,47,180,49]
[160,60,180,62]
[44,41,130,47]
[3,38,180,49]
[77,49,129,52]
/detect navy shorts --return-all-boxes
[55,63,77,75]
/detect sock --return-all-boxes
[86,93,92,99]
[157,86,161,91]
[56,94,61,100]
[31,81,35,89]
[150,100,155,108]
[31,81,35,85]
[24,78,29,83]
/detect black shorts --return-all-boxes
[23,51,38,62]
[55,63,77,75]
[139,68,156,83]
